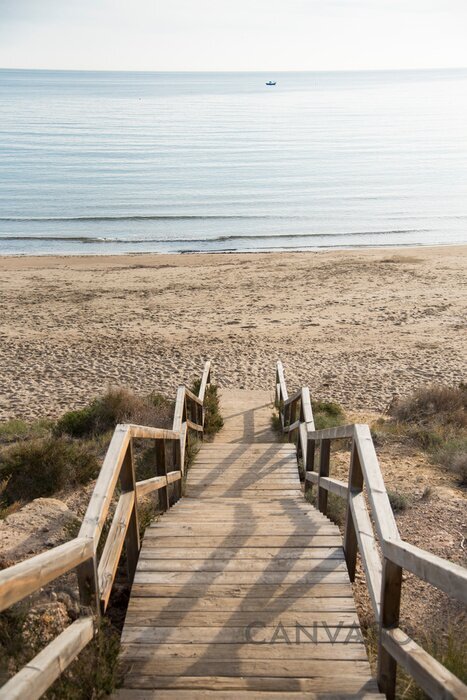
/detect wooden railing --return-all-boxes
[275,360,467,700]
[0,361,211,700]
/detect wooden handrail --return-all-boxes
[0,360,212,698]
[0,616,94,700]
[0,538,93,612]
[275,360,467,700]
[198,360,211,404]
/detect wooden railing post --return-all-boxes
[304,437,316,497]
[378,558,403,699]
[77,556,100,619]
[344,439,364,581]
[155,438,169,511]
[119,440,140,584]
[318,439,330,514]
[172,438,182,500]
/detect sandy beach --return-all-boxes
[0,245,465,421]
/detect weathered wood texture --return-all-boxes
[275,360,467,700]
[0,361,211,699]
[117,390,381,698]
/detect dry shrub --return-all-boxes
[387,384,466,486]
[55,388,174,438]
[0,438,99,505]
[391,384,466,430]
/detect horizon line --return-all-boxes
[1,66,467,75]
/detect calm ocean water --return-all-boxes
[1,68,466,255]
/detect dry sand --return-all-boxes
[0,245,465,420]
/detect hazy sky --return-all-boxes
[1,0,467,72]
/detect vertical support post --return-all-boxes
[304,437,315,498]
[198,401,204,437]
[317,438,330,514]
[156,438,169,512]
[284,402,290,435]
[120,440,140,584]
[172,438,182,500]
[343,439,363,581]
[77,556,100,619]
[377,558,403,699]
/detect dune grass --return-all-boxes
[373,383,466,485]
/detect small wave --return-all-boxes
[0,229,431,245]
[0,214,297,223]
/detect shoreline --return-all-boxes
[0,244,465,421]
[1,241,466,261]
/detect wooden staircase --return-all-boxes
[2,364,465,699]
[116,390,382,697]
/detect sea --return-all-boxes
[1,68,466,255]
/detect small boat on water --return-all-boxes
[265,80,276,86]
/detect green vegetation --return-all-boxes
[387,489,410,513]
[55,388,174,438]
[361,618,466,700]
[0,418,52,445]
[312,399,346,430]
[271,398,346,439]
[374,383,467,486]
[191,380,224,438]
[0,379,225,698]
[45,618,121,700]
[0,438,99,505]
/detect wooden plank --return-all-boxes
[127,596,356,613]
[355,424,399,543]
[301,387,315,429]
[119,440,140,585]
[319,476,348,499]
[349,491,382,621]
[144,526,339,537]
[384,538,467,605]
[78,424,130,544]
[276,360,288,402]
[344,440,363,583]
[135,475,167,498]
[283,388,302,408]
[318,439,330,514]
[0,537,93,612]
[285,418,300,433]
[138,547,345,560]
[118,675,381,693]
[136,558,347,572]
[198,360,211,403]
[121,627,369,647]
[185,386,204,406]
[118,641,368,660]
[128,425,180,441]
[381,628,467,699]
[377,557,403,699]
[123,610,359,627]
[114,691,383,699]
[139,536,343,547]
[0,617,94,700]
[133,571,350,585]
[130,583,355,598]
[187,419,203,432]
[119,658,373,679]
[98,491,135,610]
[156,438,169,512]
[308,425,356,440]
[172,386,185,432]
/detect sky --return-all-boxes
[1,0,467,72]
